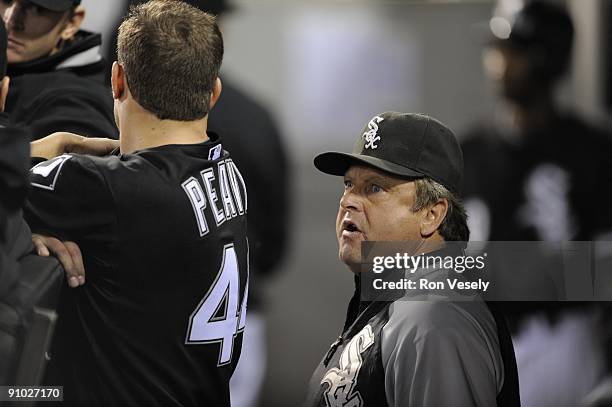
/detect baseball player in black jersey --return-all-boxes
[2,0,118,140]
[305,112,520,406]
[23,1,248,405]
[461,2,612,405]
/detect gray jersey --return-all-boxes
[382,300,503,406]
[304,249,519,407]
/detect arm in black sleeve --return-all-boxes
[23,154,116,246]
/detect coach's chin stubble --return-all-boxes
[338,233,366,271]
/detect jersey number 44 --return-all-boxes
[185,243,248,367]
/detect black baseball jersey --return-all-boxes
[6,30,118,140]
[462,114,612,241]
[24,133,249,406]
[461,114,612,326]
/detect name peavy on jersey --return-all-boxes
[25,133,250,406]
[182,158,247,237]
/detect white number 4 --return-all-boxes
[185,244,248,366]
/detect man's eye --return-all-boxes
[343,180,352,189]
[371,184,382,193]
[23,3,44,14]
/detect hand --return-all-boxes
[32,233,85,288]
[63,133,120,156]
[31,132,119,159]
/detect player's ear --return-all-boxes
[209,77,222,110]
[0,76,10,113]
[111,62,126,101]
[60,6,85,41]
[419,198,448,237]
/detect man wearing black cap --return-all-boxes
[463,0,612,242]
[462,2,612,405]
[1,0,117,139]
[304,112,520,406]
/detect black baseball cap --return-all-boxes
[314,112,464,195]
[29,0,81,12]
[182,0,232,15]
[491,0,573,77]
[496,0,573,49]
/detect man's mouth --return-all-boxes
[8,37,24,50]
[341,220,363,238]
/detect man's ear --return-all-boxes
[0,76,10,113]
[209,77,222,109]
[111,62,126,101]
[60,5,85,41]
[420,198,449,237]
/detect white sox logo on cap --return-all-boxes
[314,112,464,195]
[363,116,384,150]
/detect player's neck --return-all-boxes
[507,91,557,132]
[119,105,210,154]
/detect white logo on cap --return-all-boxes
[363,116,384,149]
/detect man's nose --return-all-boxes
[339,190,363,212]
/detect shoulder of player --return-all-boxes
[383,300,496,345]
[79,153,163,174]
[380,300,503,386]
[380,301,504,406]
[33,156,108,206]
[30,153,129,192]
[74,146,231,180]
[67,153,122,174]
[81,153,173,194]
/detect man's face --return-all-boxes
[336,165,424,270]
[2,0,69,64]
[483,45,534,103]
